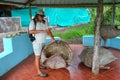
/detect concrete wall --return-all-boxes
[0,34,61,76]
[0,34,33,76]
[83,35,120,49]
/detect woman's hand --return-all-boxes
[51,38,56,43]
[45,29,56,43]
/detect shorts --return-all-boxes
[32,40,45,56]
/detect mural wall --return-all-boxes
[0,17,21,33]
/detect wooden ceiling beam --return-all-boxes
[0,0,120,8]
[0,1,24,5]
[24,0,35,6]
[0,1,24,7]
[0,4,17,10]
[30,4,97,8]
[29,2,120,8]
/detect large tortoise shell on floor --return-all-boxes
[41,40,73,69]
[79,47,117,69]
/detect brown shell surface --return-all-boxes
[44,55,67,69]
[79,47,117,68]
[43,40,73,64]
[100,25,120,39]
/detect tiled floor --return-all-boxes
[1,44,120,80]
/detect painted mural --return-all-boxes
[0,17,21,33]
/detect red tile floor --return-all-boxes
[1,44,120,80]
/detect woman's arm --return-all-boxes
[29,30,45,34]
[46,29,55,42]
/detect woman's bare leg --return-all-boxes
[35,56,41,73]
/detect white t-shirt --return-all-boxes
[29,19,49,43]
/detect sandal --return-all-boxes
[37,72,48,77]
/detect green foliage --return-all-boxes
[52,6,120,40]
[52,23,94,39]
[88,8,96,22]
[89,6,120,25]
[115,6,120,26]
[102,6,113,24]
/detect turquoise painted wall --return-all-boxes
[11,8,90,27]
[0,34,61,76]
[83,35,120,49]
[0,34,33,76]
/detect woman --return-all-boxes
[29,10,55,77]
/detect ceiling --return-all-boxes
[0,0,120,8]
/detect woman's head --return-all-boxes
[34,10,45,22]
[36,14,44,21]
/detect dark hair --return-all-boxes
[39,15,45,18]
[33,14,45,24]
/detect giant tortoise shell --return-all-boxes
[100,25,120,40]
[100,25,120,47]
[79,47,117,69]
[41,40,73,69]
